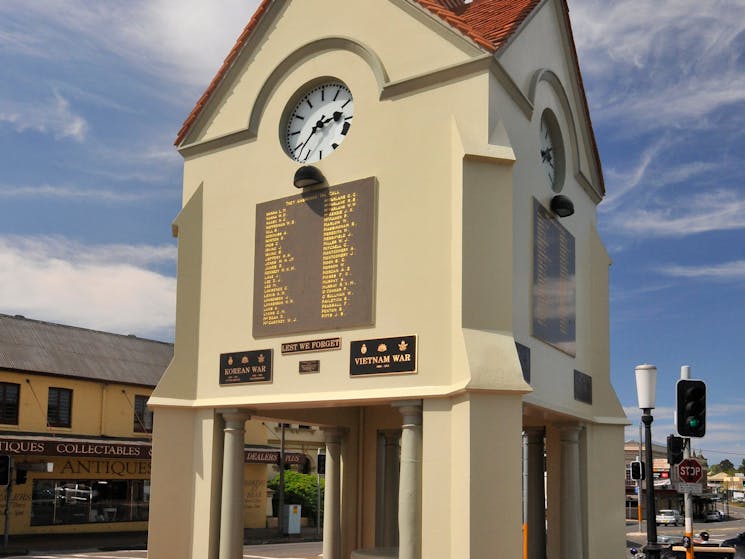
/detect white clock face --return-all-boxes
[539,111,564,192]
[283,82,354,163]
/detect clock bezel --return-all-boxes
[280,77,354,163]
[539,108,565,193]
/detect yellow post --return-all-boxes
[522,522,528,559]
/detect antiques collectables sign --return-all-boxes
[220,349,273,385]
[350,335,417,376]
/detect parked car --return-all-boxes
[706,510,724,522]
[656,509,683,526]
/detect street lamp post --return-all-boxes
[635,364,662,559]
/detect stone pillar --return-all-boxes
[559,424,584,559]
[322,428,344,559]
[381,430,400,547]
[525,428,546,559]
[394,400,422,559]
[218,409,250,559]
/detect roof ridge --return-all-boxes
[0,313,173,347]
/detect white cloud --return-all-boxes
[0,236,175,340]
[571,0,745,130]
[0,183,169,203]
[0,93,87,141]
[606,189,745,237]
[659,261,745,281]
[0,0,261,91]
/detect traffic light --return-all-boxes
[0,455,9,486]
[676,379,706,437]
[667,434,685,465]
[631,460,645,480]
[317,453,326,475]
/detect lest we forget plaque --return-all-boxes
[253,178,376,337]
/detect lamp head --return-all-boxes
[635,364,657,410]
[293,165,326,189]
[550,194,574,218]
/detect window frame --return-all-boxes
[133,395,153,433]
[47,387,73,428]
[0,382,20,425]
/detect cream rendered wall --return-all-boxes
[158,56,524,410]
[584,423,626,559]
[487,1,624,421]
[148,408,200,559]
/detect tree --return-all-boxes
[718,459,736,474]
[268,470,324,523]
[738,459,745,475]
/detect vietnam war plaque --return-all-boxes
[220,349,273,385]
[253,178,376,337]
[532,198,576,356]
[350,335,417,376]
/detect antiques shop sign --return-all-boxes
[0,436,151,459]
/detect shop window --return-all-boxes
[0,382,19,425]
[31,478,150,526]
[47,387,72,428]
[133,395,153,433]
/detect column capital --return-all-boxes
[558,423,583,443]
[393,400,422,425]
[321,427,346,444]
[218,408,251,426]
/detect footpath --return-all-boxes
[0,526,320,556]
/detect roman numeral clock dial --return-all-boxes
[283,82,354,163]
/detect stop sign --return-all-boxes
[678,458,703,483]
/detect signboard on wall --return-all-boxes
[532,198,576,356]
[253,178,376,337]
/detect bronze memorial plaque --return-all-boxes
[532,198,576,356]
[253,178,376,337]
[350,335,417,376]
[219,349,273,385]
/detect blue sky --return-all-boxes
[1,0,743,464]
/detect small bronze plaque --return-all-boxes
[574,369,592,404]
[299,360,320,374]
[281,337,341,355]
[350,335,417,376]
[219,349,273,385]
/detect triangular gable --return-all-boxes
[175,0,540,146]
[173,0,604,197]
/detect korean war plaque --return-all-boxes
[532,198,576,356]
[253,178,376,337]
[350,335,417,376]
[220,349,273,385]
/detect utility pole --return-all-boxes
[681,365,693,559]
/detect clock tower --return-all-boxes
[148,1,626,558]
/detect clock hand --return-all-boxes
[296,115,326,155]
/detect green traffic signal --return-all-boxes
[676,379,706,438]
